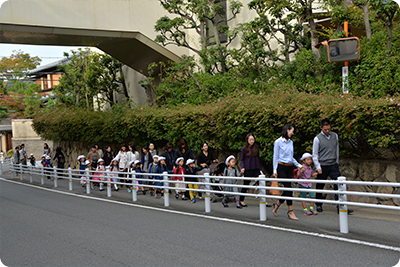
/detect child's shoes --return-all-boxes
[303,209,312,216]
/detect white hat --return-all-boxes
[111,158,118,162]
[30,153,34,156]
[46,155,51,160]
[300,153,313,161]
[41,154,46,158]
[153,155,159,159]
[97,158,104,163]
[128,160,135,167]
[105,166,111,169]
[134,160,140,165]
[158,156,166,161]
[186,158,195,165]
[77,155,85,160]
[176,157,184,164]
[84,160,91,165]
[225,155,235,166]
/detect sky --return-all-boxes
[0,43,85,67]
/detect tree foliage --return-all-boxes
[0,50,41,81]
[155,0,243,73]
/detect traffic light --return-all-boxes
[316,37,360,63]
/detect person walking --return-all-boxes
[162,142,175,171]
[43,143,51,157]
[239,133,260,207]
[102,146,115,166]
[52,147,65,176]
[271,124,302,220]
[312,118,353,214]
[173,139,194,167]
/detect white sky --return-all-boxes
[0,43,86,67]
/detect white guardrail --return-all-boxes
[2,161,400,234]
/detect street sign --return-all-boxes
[342,66,349,94]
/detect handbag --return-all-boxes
[269,180,280,196]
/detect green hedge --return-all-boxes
[33,87,400,162]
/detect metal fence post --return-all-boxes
[106,169,112,197]
[205,173,211,213]
[40,166,44,184]
[11,163,15,179]
[338,176,348,234]
[259,175,267,221]
[19,163,23,180]
[0,159,3,175]
[68,167,73,191]
[53,166,58,188]
[29,165,33,183]
[163,171,169,207]
[86,168,90,194]
[132,170,137,202]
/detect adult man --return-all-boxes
[20,144,27,165]
[312,119,353,214]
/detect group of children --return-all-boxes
[73,150,319,215]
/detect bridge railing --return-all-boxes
[4,162,400,234]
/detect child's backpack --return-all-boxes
[223,166,240,177]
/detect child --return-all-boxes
[94,158,106,191]
[147,155,159,196]
[28,153,36,167]
[76,155,86,184]
[110,158,120,191]
[185,158,201,203]
[127,160,139,193]
[40,155,49,180]
[222,155,242,209]
[154,156,173,199]
[46,155,52,180]
[173,157,186,200]
[133,160,145,195]
[80,160,91,186]
[297,153,318,215]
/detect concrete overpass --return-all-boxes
[0,0,183,77]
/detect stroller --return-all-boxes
[209,162,226,203]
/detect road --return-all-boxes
[0,174,399,266]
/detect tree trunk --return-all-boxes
[284,34,290,62]
[212,22,227,73]
[119,66,130,100]
[387,23,393,56]
[307,13,319,58]
[200,21,206,51]
[361,3,372,38]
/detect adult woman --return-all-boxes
[127,144,140,163]
[239,133,260,207]
[272,124,302,220]
[52,147,65,169]
[173,139,194,167]
[149,143,158,157]
[140,146,153,172]
[197,142,218,168]
[43,143,51,156]
[162,142,174,171]
[102,146,115,166]
[114,144,129,187]
[94,144,104,159]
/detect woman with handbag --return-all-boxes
[271,124,303,220]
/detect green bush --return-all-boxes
[33,88,400,162]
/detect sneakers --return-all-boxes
[304,209,312,216]
[191,197,196,203]
[310,208,318,215]
[127,188,132,193]
[182,196,187,201]
[222,202,229,208]
[175,193,179,199]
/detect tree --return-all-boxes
[370,0,399,56]
[154,0,243,73]
[54,49,130,109]
[0,50,41,82]
[233,0,306,77]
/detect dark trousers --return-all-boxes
[316,163,340,207]
[277,164,294,206]
[240,169,260,202]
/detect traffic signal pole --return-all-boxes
[343,21,349,95]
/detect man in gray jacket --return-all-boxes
[312,119,353,214]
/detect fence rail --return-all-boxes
[2,162,400,234]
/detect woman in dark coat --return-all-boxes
[173,139,194,167]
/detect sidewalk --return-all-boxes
[1,170,399,248]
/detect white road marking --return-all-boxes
[1,177,400,252]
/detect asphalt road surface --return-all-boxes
[0,176,399,267]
